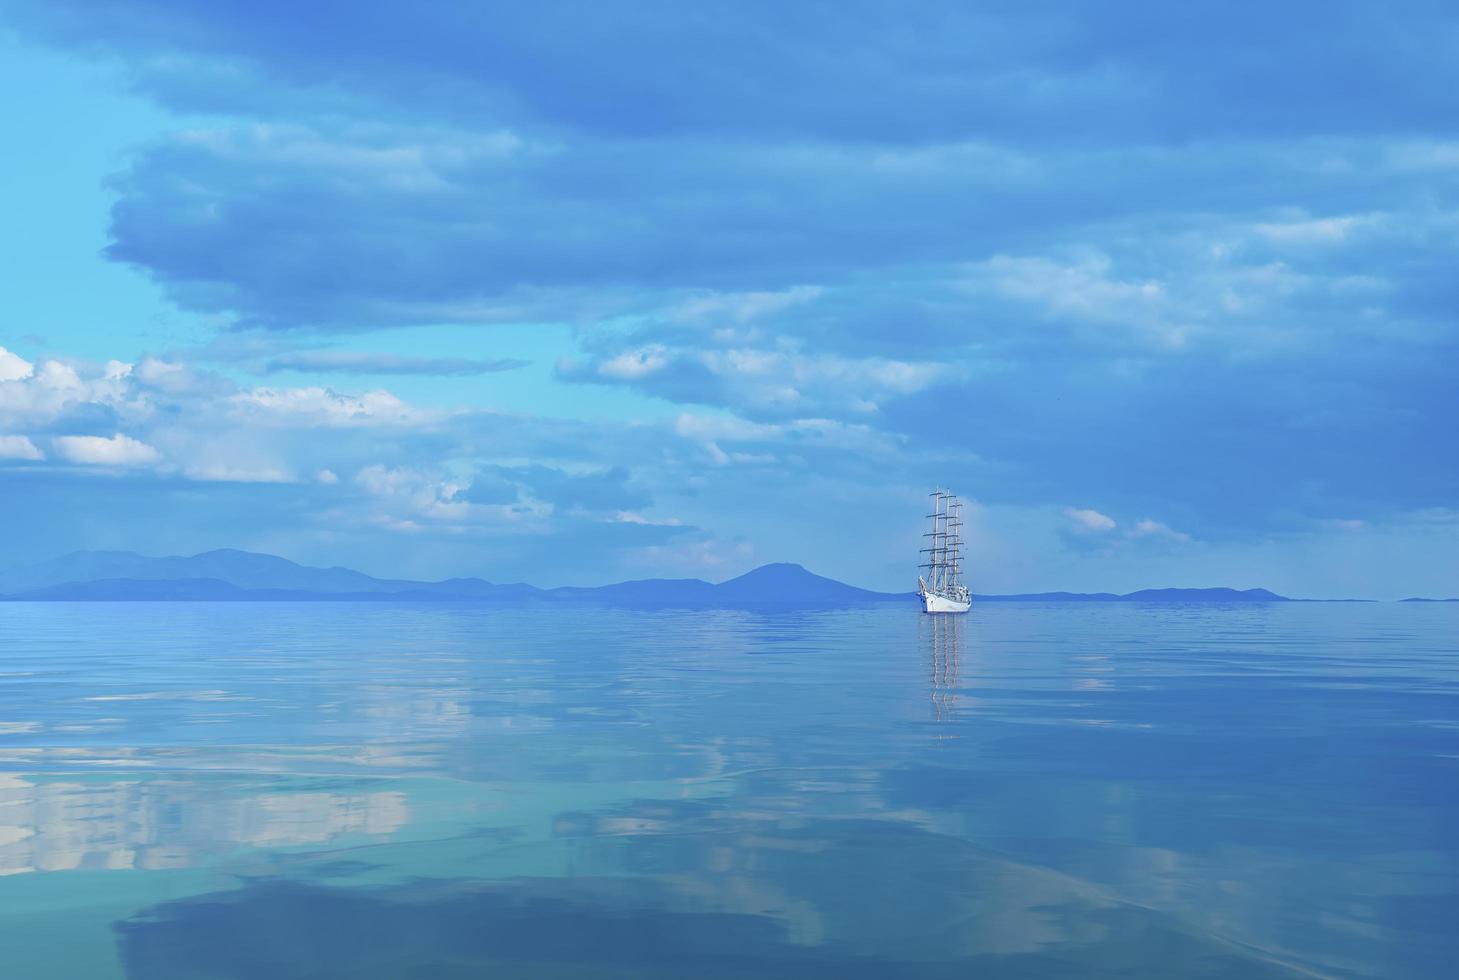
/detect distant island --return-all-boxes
[0,548,1422,607]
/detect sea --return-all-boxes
[0,600,1454,978]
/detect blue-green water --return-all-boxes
[0,602,1454,978]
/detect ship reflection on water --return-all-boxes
[924,612,963,726]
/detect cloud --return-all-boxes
[591,347,670,382]
[13,3,1459,143]
[0,356,149,431]
[670,412,904,469]
[1056,508,1195,557]
[81,115,1452,335]
[464,464,651,514]
[0,435,44,461]
[0,334,915,579]
[1067,508,1117,532]
[182,464,292,483]
[1,3,1457,596]
[101,122,1040,328]
[343,461,691,570]
[53,433,161,467]
[961,253,1194,351]
[131,356,230,396]
[666,286,823,325]
[562,339,956,420]
[11,5,1459,356]
[229,386,425,426]
[1253,215,1371,245]
[0,347,35,382]
[263,350,528,375]
[354,464,473,528]
[0,350,464,489]
[1130,519,1192,543]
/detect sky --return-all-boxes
[0,1,1455,597]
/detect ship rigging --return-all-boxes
[918,488,971,614]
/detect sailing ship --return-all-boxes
[918,488,971,614]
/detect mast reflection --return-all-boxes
[924,613,963,725]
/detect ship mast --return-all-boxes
[920,488,963,593]
[948,494,962,589]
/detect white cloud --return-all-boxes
[183,464,292,483]
[960,228,1401,360]
[0,347,34,382]
[230,386,422,426]
[36,360,84,391]
[576,342,954,417]
[53,434,161,467]
[1130,518,1192,542]
[132,356,224,395]
[675,414,758,443]
[667,285,823,325]
[965,253,1195,351]
[0,357,142,429]
[1253,215,1369,245]
[0,435,43,460]
[700,349,949,394]
[1066,507,1116,532]
[614,511,680,526]
[673,412,898,462]
[596,346,670,381]
[0,345,467,495]
[354,464,478,525]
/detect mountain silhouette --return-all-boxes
[971,587,1290,602]
[0,550,906,608]
[0,548,1333,605]
[714,563,893,603]
[0,548,413,594]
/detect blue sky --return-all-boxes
[0,1,1455,597]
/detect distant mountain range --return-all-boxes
[971,587,1293,602]
[0,550,903,608]
[0,548,1415,607]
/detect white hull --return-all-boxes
[920,590,971,614]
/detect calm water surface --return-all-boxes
[0,602,1455,978]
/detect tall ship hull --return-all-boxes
[918,488,971,615]
[919,579,971,614]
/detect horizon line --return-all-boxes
[2,547,1454,603]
